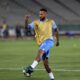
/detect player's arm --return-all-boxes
[52,22,59,46]
[28,22,34,30]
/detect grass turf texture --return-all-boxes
[0,37,80,80]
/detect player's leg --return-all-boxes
[23,39,54,77]
[43,58,54,80]
[30,39,54,70]
[23,49,45,77]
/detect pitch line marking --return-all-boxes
[0,68,80,72]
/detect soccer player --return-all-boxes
[2,20,9,39]
[24,15,31,36]
[23,8,59,80]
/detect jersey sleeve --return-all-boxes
[52,20,57,32]
[28,22,35,30]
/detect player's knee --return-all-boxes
[35,50,45,62]
[38,49,45,58]
[38,49,45,54]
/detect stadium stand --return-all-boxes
[59,0,80,17]
[0,0,80,36]
[0,0,80,24]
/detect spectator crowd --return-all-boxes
[0,15,34,39]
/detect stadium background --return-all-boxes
[0,0,80,80]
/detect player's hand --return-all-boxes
[56,41,59,47]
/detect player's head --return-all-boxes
[39,8,47,21]
[24,15,29,24]
[24,15,29,21]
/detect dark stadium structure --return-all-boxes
[0,0,80,35]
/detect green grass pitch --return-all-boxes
[0,37,80,80]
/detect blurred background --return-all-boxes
[0,0,80,80]
[0,0,80,39]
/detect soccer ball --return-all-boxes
[23,69,31,77]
